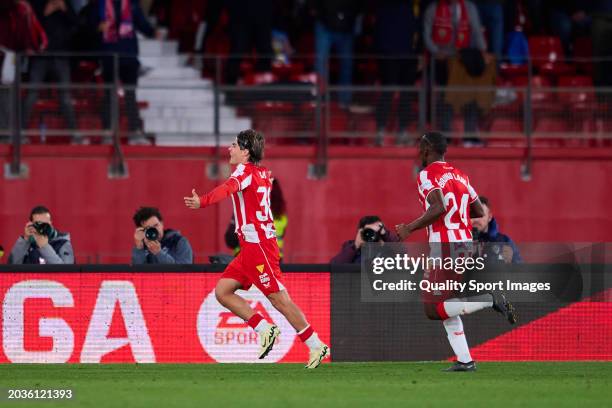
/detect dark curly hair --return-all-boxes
[133,207,163,227]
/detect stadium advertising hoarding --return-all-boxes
[0,272,330,364]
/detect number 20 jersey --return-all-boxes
[416,161,479,243]
[229,162,277,244]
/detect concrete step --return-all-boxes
[137,88,214,103]
[141,105,236,119]
[139,78,213,88]
[139,39,178,56]
[145,116,251,133]
[142,66,200,80]
[154,133,237,147]
[140,55,188,68]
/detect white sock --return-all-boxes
[304,333,323,350]
[443,294,493,317]
[297,326,323,350]
[253,319,272,335]
[443,316,472,363]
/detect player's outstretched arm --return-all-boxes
[396,189,446,240]
[183,179,239,210]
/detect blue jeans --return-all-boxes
[477,3,504,61]
[315,22,354,106]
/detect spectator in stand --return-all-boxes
[312,0,365,108]
[474,0,504,62]
[8,205,74,264]
[423,0,490,143]
[545,0,592,56]
[592,1,612,89]
[224,0,274,87]
[330,215,400,264]
[471,196,522,264]
[374,0,421,147]
[0,0,47,140]
[83,0,155,145]
[22,0,84,144]
[131,206,193,264]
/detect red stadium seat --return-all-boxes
[499,62,528,79]
[271,61,305,80]
[557,75,595,110]
[529,36,564,66]
[528,36,575,79]
[291,72,319,85]
[239,71,278,86]
[573,36,594,76]
[512,75,558,111]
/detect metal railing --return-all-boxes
[2,52,612,180]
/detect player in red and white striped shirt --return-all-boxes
[184,129,329,368]
[396,132,517,372]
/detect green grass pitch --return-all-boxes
[0,362,610,408]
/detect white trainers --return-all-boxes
[258,325,280,360]
[305,344,330,369]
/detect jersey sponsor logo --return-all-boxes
[259,272,271,288]
[256,264,265,273]
[197,287,294,362]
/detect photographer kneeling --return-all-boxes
[8,206,74,264]
[330,215,401,264]
[132,207,193,264]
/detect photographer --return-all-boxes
[131,207,193,264]
[472,196,522,264]
[330,215,401,264]
[8,206,74,264]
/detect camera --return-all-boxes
[361,227,382,243]
[32,221,54,237]
[144,226,159,241]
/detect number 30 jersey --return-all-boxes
[417,161,479,243]
[229,162,276,244]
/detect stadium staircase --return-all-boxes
[138,38,251,146]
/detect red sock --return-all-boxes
[247,313,264,330]
[297,325,314,343]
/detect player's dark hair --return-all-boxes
[29,205,51,221]
[479,196,489,207]
[237,129,264,164]
[133,207,163,227]
[421,131,447,155]
[358,215,382,229]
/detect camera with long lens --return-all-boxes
[361,227,382,243]
[32,221,54,237]
[144,226,159,241]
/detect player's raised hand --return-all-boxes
[395,223,412,241]
[184,189,201,209]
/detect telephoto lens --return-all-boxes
[144,227,159,241]
[361,227,380,243]
[33,222,53,237]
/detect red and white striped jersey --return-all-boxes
[229,162,276,244]
[417,161,479,243]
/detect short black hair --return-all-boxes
[421,131,447,155]
[479,196,489,207]
[133,207,163,227]
[29,205,50,221]
[237,129,265,163]
[358,215,382,229]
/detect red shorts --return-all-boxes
[221,239,284,296]
[422,242,472,304]
[421,267,466,305]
